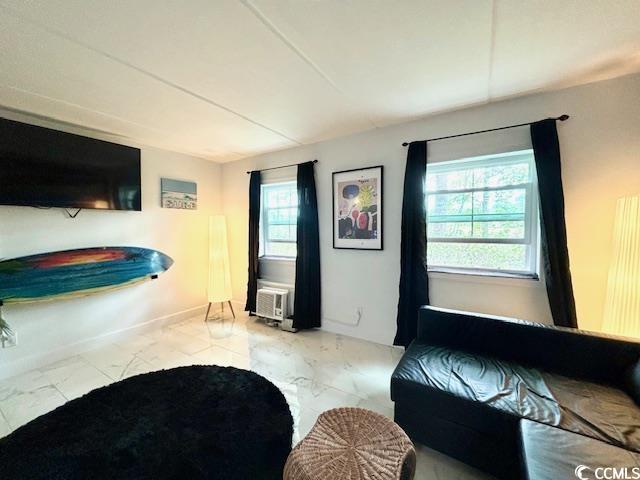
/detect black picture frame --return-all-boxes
[332,165,384,250]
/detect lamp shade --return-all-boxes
[603,195,640,337]
[208,215,232,303]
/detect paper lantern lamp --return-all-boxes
[602,195,640,337]
[205,215,234,321]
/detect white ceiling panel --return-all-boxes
[0,0,638,162]
[248,0,494,125]
[0,7,293,160]
[491,0,640,97]
[0,0,375,145]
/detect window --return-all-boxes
[426,150,539,277]
[259,181,298,258]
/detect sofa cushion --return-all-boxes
[417,306,640,389]
[391,342,640,451]
[543,373,640,450]
[520,420,640,480]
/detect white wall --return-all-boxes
[0,111,222,377]
[222,73,640,346]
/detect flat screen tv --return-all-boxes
[0,117,141,211]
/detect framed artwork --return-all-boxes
[332,166,383,250]
[161,178,197,210]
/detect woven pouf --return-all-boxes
[284,407,416,480]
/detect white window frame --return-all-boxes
[426,150,540,278]
[259,181,298,259]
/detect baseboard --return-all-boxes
[0,304,208,381]
[229,297,397,349]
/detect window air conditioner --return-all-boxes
[256,288,288,322]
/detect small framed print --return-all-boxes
[161,178,197,210]
[332,166,383,250]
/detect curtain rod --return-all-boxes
[401,114,569,146]
[246,159,318,175]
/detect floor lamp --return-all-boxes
[205,215,235,322]
[603,195,640,337]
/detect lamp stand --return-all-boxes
[204,301,236,322]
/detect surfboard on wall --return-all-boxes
[0,247,174,304]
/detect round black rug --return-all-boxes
[0,366,293,480]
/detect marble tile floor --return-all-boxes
[0,311,491,479]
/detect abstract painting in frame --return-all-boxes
[161,178,197,210]
[333,166,383,250]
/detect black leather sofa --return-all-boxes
[391,306,640,479]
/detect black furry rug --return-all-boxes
[0,366,293,480]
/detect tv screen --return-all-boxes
[0,118,141,211]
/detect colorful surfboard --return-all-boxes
[0,247,174,304]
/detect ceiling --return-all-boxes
[0,0,639,163]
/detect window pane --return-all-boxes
[472,162,530,188]
[472,221,525,239]
[265,185,297,208]
[473,189,526,218]
[277,190,289,205]
[427,192,472,221]
[266,189,280,207]
[424,151,537,273]
[428,242,527,271]
[268,225,295,241]
[267,207,297,225]
[261,182,298,258]
[426,168,473,192]
[428,222,472,238]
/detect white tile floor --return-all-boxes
[0,311,490,479]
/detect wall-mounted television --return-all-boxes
[0,117,141,211]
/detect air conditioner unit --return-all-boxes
[256,288,288,322]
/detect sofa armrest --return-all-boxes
[416,306,640,388]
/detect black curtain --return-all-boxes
[245,170,261,314]
[293,161,321,330]
[531,119,578,328]
[394,141,429,347]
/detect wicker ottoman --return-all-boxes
[284,407,416,480]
